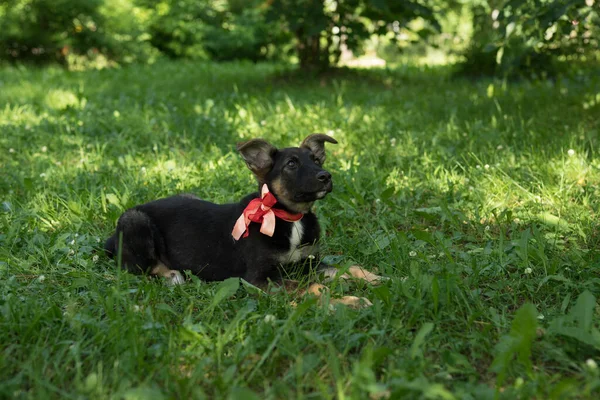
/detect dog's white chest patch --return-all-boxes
[278,221,305,263]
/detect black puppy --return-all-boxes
[105,134,384,299]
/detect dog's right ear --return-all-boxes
[237,139,277,180]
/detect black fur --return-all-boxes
[104,134,337,286]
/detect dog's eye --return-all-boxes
[286,159,297,168]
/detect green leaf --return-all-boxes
[410,322,434,359]
[549,291,600,349]
[156,303,177,315]
[380,186,395,201]
[537,212,570,231]
[105,193,121,208]
[228,387,260,400]
[490,303,538,386]
[537,274,572,291]
[487,83,494,98]
[412,229,436,245]
[361,231,393,255]
[123,386,166,400]
[573,290,595,331]
[209,278,240,310]
[372,285,391,307]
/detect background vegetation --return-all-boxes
[1,0,599,76]
[1,0,600,399]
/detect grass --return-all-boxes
[1,59,600,399]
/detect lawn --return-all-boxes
[1,60,600,399]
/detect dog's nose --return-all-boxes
[316,171,331,183]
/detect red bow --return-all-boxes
[232,184,303,240]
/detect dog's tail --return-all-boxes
[104,235,116,259]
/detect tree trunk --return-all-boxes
[296,30,329,71]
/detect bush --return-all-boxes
[143,0,289,62]
[203,4,291,62]
[0,0,156,66]
[459,0,600,78]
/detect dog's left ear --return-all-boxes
[300,133,338,165]
[237,139,277,180]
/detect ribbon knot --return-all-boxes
[232,184,303,240]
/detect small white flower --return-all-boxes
[485,225,490,231]
[400,276,408,282]
[264,314,276,323]
[390,138,397,147]
[68,249,75,256]
[74,233,79,237]
[568,149,575,156]
[307,254,315,260]
[375,198,381,204]
[484,164,490,170]
[133,305,141,312]
[476,165,481,169]
[260,120,266,126]
[327,130,335,136]
[9,148,15,153]
[40,173,47,178]
[496,145,503,150]
[537,314,545,320]
[41,146,47,152]
[140,167,147,174]
[525,267,533,274]
[92,255,99,262]
[586,359,598,369]
[38,275,46,282]
[96,237,101,243]
[69,239,75,245]
[409,251,417,257]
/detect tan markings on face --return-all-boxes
[151,262,185,285]
[270,177,314,213]
[270,176,290,203]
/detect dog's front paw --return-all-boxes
[166,270,185,285]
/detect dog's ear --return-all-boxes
[237,139,277,179]
[300,133,338,165]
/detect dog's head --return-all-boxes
[237,134,338,213]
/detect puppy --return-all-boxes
[105,134,384,306]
